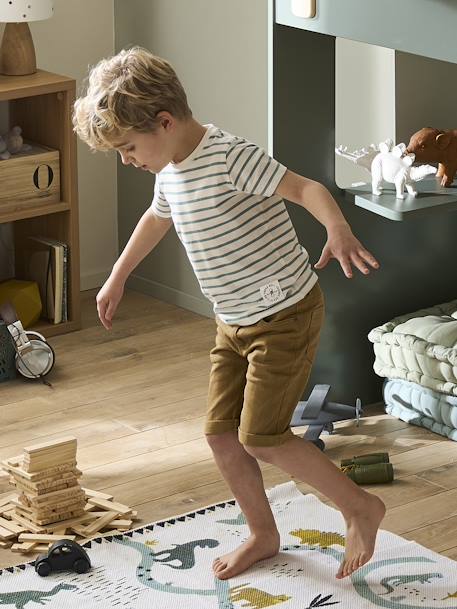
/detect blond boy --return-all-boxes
[73,47,385,580]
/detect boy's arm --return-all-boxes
[111,208,173,283]
[97,209,172,329]
[275,169,379,279]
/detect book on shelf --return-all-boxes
[25,236,68,324]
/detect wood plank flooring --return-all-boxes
[1,288,456,568]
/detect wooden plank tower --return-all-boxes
[3,437,86,527]
[0,437,138,554]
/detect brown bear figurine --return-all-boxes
[406,127,457,187]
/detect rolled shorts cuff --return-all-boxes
[238,427,295,447]
[204,419,239,435]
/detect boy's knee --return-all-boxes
[205,430,240,453]
[243,444,276,461]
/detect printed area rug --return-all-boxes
[1,482,456,609]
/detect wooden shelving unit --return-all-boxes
[0,70,80,337]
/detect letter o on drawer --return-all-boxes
[33,164,54,190]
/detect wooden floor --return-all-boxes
[1,288,457,568]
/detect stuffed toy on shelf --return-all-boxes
[407,127,457,187]
[0,126,32,160]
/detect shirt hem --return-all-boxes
[215,272,318,327]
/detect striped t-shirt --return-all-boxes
[151,124,317,326]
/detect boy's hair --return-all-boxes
[73,47,192,151]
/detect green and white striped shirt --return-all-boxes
[151,124,317,326]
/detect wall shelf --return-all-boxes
[347,177,457,221]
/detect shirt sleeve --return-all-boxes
[150,177,172,218]
[226,138,287,197]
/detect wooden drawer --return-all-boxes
[0,144,60,211]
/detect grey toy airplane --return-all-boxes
[291,384,362,451]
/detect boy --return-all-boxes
[73,47,385,581]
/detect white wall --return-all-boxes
[116,0,270,149]
[1,0,118,290]
[115,0,271,316]
[335,38,395,188]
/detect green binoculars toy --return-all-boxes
[340,452,394,484]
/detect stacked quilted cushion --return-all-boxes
[368,299,457,439]
[383,378,457,441]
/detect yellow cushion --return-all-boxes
[0,279,42,328]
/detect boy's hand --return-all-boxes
[96,277,125,330]
[314,224,379,279]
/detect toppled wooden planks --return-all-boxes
[86,497,132,515]
[82,488,114,501]
[19,533,76,542]
[0,517,23,534]
[0,491,138,554]
[77,511,119,537]
[0,438,139,555]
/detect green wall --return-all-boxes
[273,25,457,404]
[114,1,457,406]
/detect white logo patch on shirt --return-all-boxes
[260,280,285,305]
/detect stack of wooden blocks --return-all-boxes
[11,437,85,527]
[0,437,138,555]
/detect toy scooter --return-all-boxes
[290,384,362,451]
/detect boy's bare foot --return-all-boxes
[213,531,280,580]
[336,493,386,579]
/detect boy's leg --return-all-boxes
[206,431,280,578]
[244,436,385,579]
[238,283,385,579]
[205,320,281,580]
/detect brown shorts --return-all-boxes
[205,282,325,447]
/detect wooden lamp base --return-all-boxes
[0,22,37,76]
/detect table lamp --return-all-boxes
[0,0,54,76]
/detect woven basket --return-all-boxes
[0,321,16,382]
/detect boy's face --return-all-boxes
[114,116,175,174]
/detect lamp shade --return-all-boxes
[0,0,54,23]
